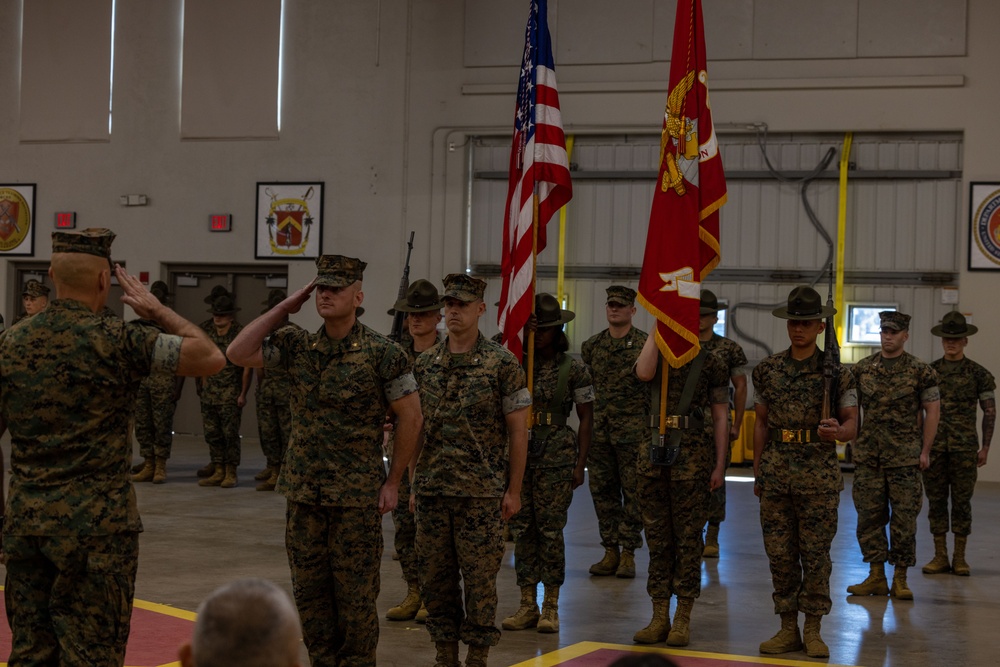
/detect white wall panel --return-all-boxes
[859,0,967,58]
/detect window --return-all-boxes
[713,303,728,338]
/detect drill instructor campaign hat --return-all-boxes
[700,289,727,315]
[772,286,836,320]
[535,293,575,328]
[931,311,978,338]
[393,279,445,313]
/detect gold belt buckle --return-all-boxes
[781,429,800,443]
[664,415,680,429]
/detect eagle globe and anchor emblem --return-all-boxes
[0,187,32,253]
[974,186,1000,266]
[264,186,315,256]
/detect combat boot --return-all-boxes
[198,464,225,487]
[633,597,670,644]
[386,581,422,621]
[803,614,829,658]
[220,464,238,488]
[666,596,693,646]
[465,644,489,667]
[256,466,279,492]
[703,523,720,558]
[152,457,168,484]
[415,602,428,623]
[589,546,620,576]
[616,549,636,578]
[952,535,971,576]
[254,465,274,481]
[890,566,913,600]
[502,586,540,630]
[196,462,216,478]
[433,640,459,667]
[537,585,559,633]
[131,459,147,474]
[922,533,951,574]
[846,562,889,596]
[759,611,802,654]
[131,458,154,483]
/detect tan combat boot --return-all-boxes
[703,523,720,558]
[589,546,620,576]
[196,462,216,478]
[952,535,971,576]
[759,611,802,654]
[616,549,636,578]
[537,585,559,633]
[254,465,274,481]
[502,586,540,630]
[465,644,489,667]
[220,464,238,488]
[386,581,422,621]
[131,459,147,474]
[198,463,225,487]
[803,614,829,658]
[415,602,428,623]
[256,466,279,492]
[633,597,670,644]
[131,458,154,483]
[666,596,693,646]
[433,640,459,667]
[890,566,913,600]
[922,533,951,574]
[847,562,889,596]
[152,457,168,484]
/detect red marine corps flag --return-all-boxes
[637,0,726,367]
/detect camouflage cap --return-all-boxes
[606,285,636,306]
[394,279,445,313]
[442,273,487,302]
[931,311,977,338]
[535,293,575,327]
[21,279,50,297]
[772,286,835,320]
[150,280,170,305]
[203,285,233,304]
[880,310,910,331]
[208,294,241,315]
[51,228,115,259]
[315,255,366,288]
[261,288,286,313]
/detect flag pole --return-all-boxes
[526,192,539,429]
[659,343,668,438]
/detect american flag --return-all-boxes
[498,0,572,362]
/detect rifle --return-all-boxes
[389,231,415,342]
[821,267,841,421]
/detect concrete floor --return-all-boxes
[2,433,998,666]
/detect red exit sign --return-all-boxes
[210,214,232,232]
[55,212,76,229]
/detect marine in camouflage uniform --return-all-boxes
[253,289,302,492]
[752,286,858,658]
[697,289,748,558]
[503,294,593,635]
[0,228,222,667]
[412,274,531,667]
[922,311,996,576]
[20,279,50,320]
[631,329,730,648]
[849,310,940,601]
[580,285,648,578]
[227,255,423,667]
[384,279,444,623]
[132,281,180,485]
[197,294,250,488]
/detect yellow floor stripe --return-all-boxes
[508,641,856,667]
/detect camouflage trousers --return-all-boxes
[392,473,418,584]
[134,384,175,460]
[588,438,644,551]
[509,466,574,587]
[3,532,139,667]
[852,464,923,567]
[201,401,242,466]
[285,501,382,667]
[638,473,709,600]
[256,398,291,469]
[415,495,505,647]
[923,449,979,536]
[760,490,838,616]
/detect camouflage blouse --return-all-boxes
[413,333,532,498]
[581,326,649,444]
[931,356,995,452]
[263,321,417,507]
[528,352,594,470]
[0,299,180,535]
[257,322,304,405]
[200,322,245,405]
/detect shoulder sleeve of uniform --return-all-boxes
[570,358,594,403]
[976,362,997,395]
[124,321,178,376]
[377,337,418,401]
[498,351,531,414]
[262,324,303,369]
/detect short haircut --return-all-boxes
[191,579,301,667]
